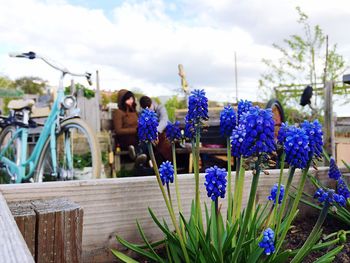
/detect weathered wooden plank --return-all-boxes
[0,167,340,263]
[0,193,34,263]
[8,201,36,257]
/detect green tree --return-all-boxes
[259,6,348,119]
[14,76,46,95]
[165,95,187,122]
[0,76,14,88]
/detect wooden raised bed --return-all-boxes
[0,167,345,262]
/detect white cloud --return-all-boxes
[0,0,349,116]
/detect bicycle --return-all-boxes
[0,51,101,183]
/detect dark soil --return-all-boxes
[285,215,350,263]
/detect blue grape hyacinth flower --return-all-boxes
[259,228,275,255]
[187,89,209,124]
[237,100,253,123]
[268,183,285,205]
[184,115,195,141]
[301,120,323,159]
[337,178,350,199]
[240,106,275,157]
[138,108,159,143]
[159,161,174,185]
[231,124,246,157]
[204,166,227,201]
[165,121,182,143]
[220,105,236,137]
[328,157,342,180]
[277,122,290,145]
[284,126,310,169]
[314,188,346,207]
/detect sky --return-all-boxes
[0,0,350,115]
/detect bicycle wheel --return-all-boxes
[0,125,20,183]
[35,118,101,182]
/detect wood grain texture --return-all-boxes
[0,167,343,262]
[0,193,34,263]
[8,201,36,257]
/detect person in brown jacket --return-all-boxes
[113,89,138,150]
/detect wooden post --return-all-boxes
[32,198,83,263]
[95,70,101,132]
[324,81,335,159]
[0,193,34,263]
[8,201,36,257]
[70,79,75,95]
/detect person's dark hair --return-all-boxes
[140,96,152,109]
[120,91,137,111]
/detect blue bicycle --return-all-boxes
[0,51,101,183]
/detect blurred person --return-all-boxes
[113,89,146,166]
[139,96,172,162]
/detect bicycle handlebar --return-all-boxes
[9,51,93,86]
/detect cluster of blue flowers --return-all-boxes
[284,126,310,169]
[184,115,195,141]
[220,105,236,137]
[327,157,350,201]
[237,100,253,123]
[328,158,342,180]
[277,120,324,168]
[138,108,159,143]
[187,89,209,124]
[259,228,275,255]
[204,166,227,201]
[159,161,174,186]
[165,121,182,143]
[231,124,246,157]
[277,122,289,145]
[337,178,350,199]
[300,120,323,158]
[240,106,275,157]
[268,183,285,205]
[314,188,346,207]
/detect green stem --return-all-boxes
[194,128,202,228]
[231,156,262,263]
[236,157,246,220]
[216,200,224,263]
[274,166,295,237]
[172,143,183,214]
[171,143,186,240]
[290,203,330,263]
[271,152,285,226]
[232,157,241,222]
[323,230,350,240]
[166,183,174,209]
[275,161,311,256]
[147,144,190,263]
[227,137,232,220]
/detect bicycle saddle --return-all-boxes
[8,99,35,110]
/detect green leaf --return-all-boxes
[270,249,293,263]
[115,235,159,262]
[111,249,139,263]
[246,247,264,263]
[313,245,344,263]
[136,220,165,262]
[195,225,216,263]
[342,160,350,171]
[136,239,165,249]
[210,202,219,251]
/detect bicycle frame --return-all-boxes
[0,75,71,183]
